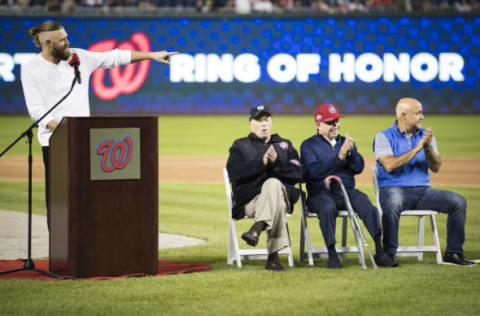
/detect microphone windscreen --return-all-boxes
[68,52,80,67]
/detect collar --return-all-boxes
[38,52,65,68]
[316,133,339,145]
[248,133,281,143]
[322,135,336,147]
[393,121,422,136]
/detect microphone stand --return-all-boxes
[0,77,77,278]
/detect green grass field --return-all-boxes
[1,115,480,315]
[2,115,480,157]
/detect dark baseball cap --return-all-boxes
[249,105,272,121]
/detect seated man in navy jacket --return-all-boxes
[301,104,393,269]
[374,97,475,266]
[226,105,304,271]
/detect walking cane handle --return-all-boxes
[324,175,343,191]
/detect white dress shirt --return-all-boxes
[21,48,131,146]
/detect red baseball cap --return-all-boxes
[314,104,344,123]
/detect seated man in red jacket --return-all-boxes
[226,105,304,271]
[300,104,394,269]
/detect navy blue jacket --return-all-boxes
[300,134,364,194]
[226,133,304,219]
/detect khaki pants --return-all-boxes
[244,178,290,254]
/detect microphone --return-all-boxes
[68,52,81,84]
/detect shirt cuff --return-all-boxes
[116,49,132,65]
[37,114,56,130]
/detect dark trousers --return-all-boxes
[307,189,381,248]
[42,146,50,230]
[380,186,466,256]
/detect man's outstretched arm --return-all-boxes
[131,51,178,64]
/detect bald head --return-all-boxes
[395,98,424,133]
[396,98,422,119]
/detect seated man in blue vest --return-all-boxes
[301,104,393,269]
[374,97,475,266]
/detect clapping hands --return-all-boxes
[423,128,433,148]
[263,145,278,165]
[339,134,354,160]
[416,128,434,152]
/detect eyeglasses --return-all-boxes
[324,119,339,126]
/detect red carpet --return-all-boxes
[0,259,210,280]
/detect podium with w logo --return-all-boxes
[48,116,158,277]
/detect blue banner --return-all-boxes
[1,16,479,114]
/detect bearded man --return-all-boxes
[21,20,177,228]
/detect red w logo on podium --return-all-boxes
[96,136,133,172]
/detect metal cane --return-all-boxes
[325,175,378,269]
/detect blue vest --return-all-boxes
[374,122,430,188]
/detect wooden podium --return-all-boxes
[48,116,158,277]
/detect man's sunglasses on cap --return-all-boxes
[324,119,339,126]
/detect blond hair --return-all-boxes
[28,21,64,47]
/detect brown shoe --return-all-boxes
[241,231,259,247]
[241,221,265,247]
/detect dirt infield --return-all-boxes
[0,156,479,187]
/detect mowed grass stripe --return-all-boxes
[2,182,478,255]
[1,115,480,157]
[1,262,479,315]
[1,181,478,255]
[0,180,45,214]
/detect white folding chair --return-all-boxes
[371,166,443,264]
[224,168,294,268]
[298,182,364,267]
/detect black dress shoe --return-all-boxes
[443,253,477,266]
[390,255,399,267]
[374,252,398,268]
[241,231,259,247]
[327,252,342,269]
[265,260,286,271]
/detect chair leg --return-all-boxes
[349,214,367,269]
[228,219,235,265]
[286,223,294,267]
[287,247,294,268]
[353,213,378,269]
[305,222,314,266]
[299,211,306,263]
[228,219,242,268]
[430,214,443,264]
[418,216,425,261]
[340,216,347,261]
[355,233,367,269]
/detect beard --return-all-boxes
[51,45,70,61]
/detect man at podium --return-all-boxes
[21,20,177,228]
